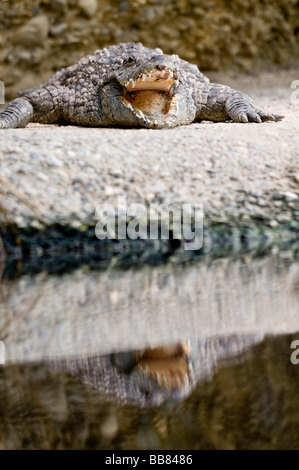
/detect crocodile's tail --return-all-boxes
[0,98,34,129]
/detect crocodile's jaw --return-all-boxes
[120,67,179,128]
[101,68,196,128]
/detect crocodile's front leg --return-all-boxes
[0,85,104,128]
[195,83,284,123]
[0,98,34,129]
[0,86,65,129]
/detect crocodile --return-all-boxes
[0,42,283,129]
[50,336,262,407]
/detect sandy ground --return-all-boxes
[0,67,298,228]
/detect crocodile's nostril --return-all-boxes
[155,64,166,71]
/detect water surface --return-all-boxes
[1,253,299,449]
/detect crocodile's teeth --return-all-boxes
[132,80,136,88]
[156,372,163,385]
[142,74,146,81]
[125,101,133,109]
[135,109,145,119]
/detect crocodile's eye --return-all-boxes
[127,56,135,64]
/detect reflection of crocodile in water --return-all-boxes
[0,333,299,449]
[49,335,264,407]
[0,43,283,129]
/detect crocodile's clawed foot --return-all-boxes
[226,93,284,123]
[0,98,34,129]
[254,110,284,122]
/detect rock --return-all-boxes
[77,0,97,18]
[8,154,18,161]
[49,0,68,12]
[100,412,119,440]
[70,220,82,228]
[36,172,49,182]
[14,50,32,61]
[109,168,123,178]
[119,2,130,11]
[240,179,252,190]
[256,180,270,189]
[50,24,67,37]
[284,191,298,201]
[24,185,38,196]
[105,186,115,196]
[30,151,41,161]
[17,163,33,173]
[278,250,293,259]
[46,155,63,167]
[276,212,292,222]
[73,183,81,191]
[14,15,50,47]
[72,177,84,185]
[257,198,267,207]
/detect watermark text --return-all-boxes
[0,80,4,105]
[290,340,299,365]
[95,196,203,251]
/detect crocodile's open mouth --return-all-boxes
[121,68,178,124]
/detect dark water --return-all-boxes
[1,253,299,449]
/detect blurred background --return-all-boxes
[0,0,298,101]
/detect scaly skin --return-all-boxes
[0,42,283,129]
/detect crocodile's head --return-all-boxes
[100,51,196,129]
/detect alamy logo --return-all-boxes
[291,80,299,105]
[0,80,4,105]
[290,340,299,365]
[95,196,203,250]
[0,341,5,365]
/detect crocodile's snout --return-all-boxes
[120,67,178,125]
[110,60,193,128]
